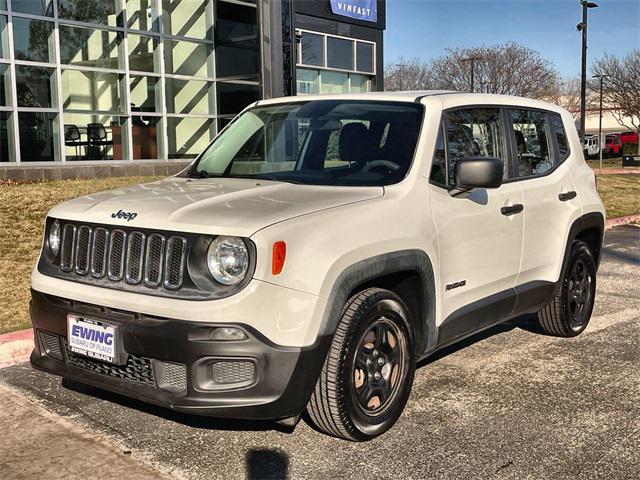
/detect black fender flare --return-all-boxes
[318,250,438,355]
[553,211,605,296]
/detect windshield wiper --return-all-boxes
[255,175,302,185]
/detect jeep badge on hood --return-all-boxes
[111,209,138,221]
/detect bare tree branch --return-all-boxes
[590,49,640,154]
[385,42,560,100]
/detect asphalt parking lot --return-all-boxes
[1,226,639,480]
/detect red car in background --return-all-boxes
[602,134,622,157]
[619,131,639,145]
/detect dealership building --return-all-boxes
[0,0,385,179]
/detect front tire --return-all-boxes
[307,288,415,441]
[537,241,596,337]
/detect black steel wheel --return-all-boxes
[351,317,408,417]
[307,288,415,441]
[537,240,597,337]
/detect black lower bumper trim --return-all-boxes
[29,289,331,420]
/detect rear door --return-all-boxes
[505,109,579,305]
[429,107,524,338]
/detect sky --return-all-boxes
[384,0,640,77]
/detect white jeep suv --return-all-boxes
[30,92,605,441]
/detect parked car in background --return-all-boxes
[584,135,599,158]
[602,134,622,157]
[619,131,639,145]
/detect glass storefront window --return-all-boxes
[62,70,123,112]
[12,0,54,16]
[0,63,9,106]
[296,68,319,95]
[216,82,259,116]
[349,74,370,93]
[16,65,56,108]
[131,115,159,159]
[126,0,158,32]
[130,75,160,112]
[162,0,210,40]
[167,116,214,159]
[59,25,122,70]
[18,112,59,162]
[215,1,259,79]
[165,78,213,114]
[57,0,120,27]
[12,17,54,63]
[356,42,374,73]
[320,71,348,94]
[0,111,11,162]
[327,37,353,70]
[300,32,323,67]
[62,113,124,160]
[164,39,212,77]
[128,34,159,73]
[0,16,8,58]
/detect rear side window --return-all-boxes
[509,109,554,177]
[440,108,508,186]
[550,113,570,162]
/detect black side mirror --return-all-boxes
[449,157,504,197]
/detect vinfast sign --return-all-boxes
[329,0,377,23]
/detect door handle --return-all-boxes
[558,191,577,202]
[501,204,524,216]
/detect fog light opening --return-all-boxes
[209,327,248,341]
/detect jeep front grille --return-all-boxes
[58,223,187,291]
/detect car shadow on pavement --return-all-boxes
[417,314,544,369]
[245,448,289,479]
[60,378,288,434]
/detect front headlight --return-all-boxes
[206,236,249,286]
[48,219,61,257]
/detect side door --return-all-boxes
[429,107,524,343]
[506,109,580,305]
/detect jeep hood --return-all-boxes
[48,177,383,237]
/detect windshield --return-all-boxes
[185,100,424,186]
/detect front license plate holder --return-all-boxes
[67,314,124,365]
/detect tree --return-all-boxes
[384,58,435,91]
[591,50,640,155]
[385,42,560,100]
[546,76,582,121]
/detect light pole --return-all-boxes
[577,0,598,146]
[461,56,482,93]
[593,73,610,171]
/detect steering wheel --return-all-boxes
[362,159,401,173]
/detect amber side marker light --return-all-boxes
[272,241,286,275]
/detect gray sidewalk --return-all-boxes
[0,383,176,480]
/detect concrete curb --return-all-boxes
[0,329,33,369]
[594,168,640,175]
[606,214,640,230]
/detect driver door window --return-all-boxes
[443,108,507,186]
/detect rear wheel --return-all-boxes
[307,288,415,441]
[537,241,596,337]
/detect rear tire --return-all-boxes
[537,241,596,337]
[307,288,415,441]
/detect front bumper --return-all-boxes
[29,290,331,420]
